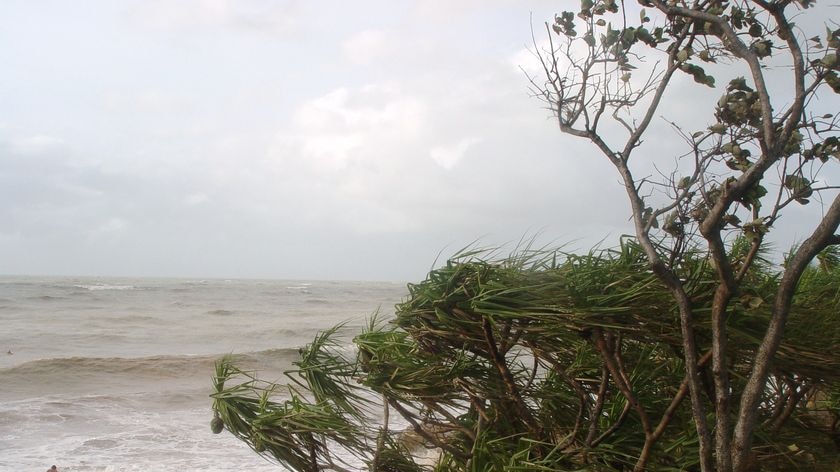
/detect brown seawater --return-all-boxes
[0,276,405,471]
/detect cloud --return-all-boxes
[342,29,391,65]
[94,217,128,235]
[430,137,482,169]
[103,89,189,114]
[265,85,444,233]
[130,0,302,34]
[260,74,630,242]
[411,0,507,21]
[279,86,427,174]
[0,0,668,280]
[184,193,209,206]
[10,135,65,156]
[293,86,425,132]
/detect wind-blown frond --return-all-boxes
[212,238,840,471]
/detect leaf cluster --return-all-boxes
[211,239,840,471]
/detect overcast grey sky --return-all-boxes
[0,1,837,281]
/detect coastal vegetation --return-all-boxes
[211,1,840,470]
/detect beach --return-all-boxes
[0,276,406,471]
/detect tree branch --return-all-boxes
[732,192,840,470]
[481,316,539,433]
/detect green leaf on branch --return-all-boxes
[743,218,769,241]
[782,130,803,157]
[680,63,715,87]
[784,174,813,204]
[636,27,655,47]
[676,47,693,62]
[750,40,773,59]
[727,77,752,92]
[554,12,577,37]
[723,214,741,226]
[699,50,716,63]
[726,157,752,172]
[730,7,745,30]
[784,174,809,192]
[739,184,767,210]
[824,71,840,94]
[653,27,664,42]
[622,27,637,46]
[828,26,840,49]
[804,136,840,162]
[662,211,685,237]
[602,24,619,47]
[709,123,727,134]
[642,206,657,228]
[740,294,764,310]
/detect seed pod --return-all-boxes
[211,417,224,434]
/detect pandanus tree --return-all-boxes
[211,1,840,471]
[212,240,840,471]
[525,0,840,470]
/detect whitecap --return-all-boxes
[75,284,135,291]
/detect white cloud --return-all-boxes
[293,88,352,129]
[335,202,423,235]
[342,29,391,65]
[89,218,128,240]
[130,0,301,35]
[430,137,481,170]
[259,85,446,233]
[55,182,104,199]
[411,0,501,21]
[509,43,546,76]
[184,193,209,206]
[103,89,187,114]
[280,85,427,174]
[10,135,64,155]
[298,133,365,172]
[0,0,671,280]
[294,86,425,132]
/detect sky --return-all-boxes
[0,1,837,282]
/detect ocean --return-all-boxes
[0,276,407,472]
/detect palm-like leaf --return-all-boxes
[212,239,840,471]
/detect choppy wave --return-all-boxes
[26,294,68,301]
[305,298,330,304]
[74,283,136,291]
[0,276,407,471]
[0,349,301,400]
[285,283,312,289]
[206,309,235,316]
[2,349,300,377]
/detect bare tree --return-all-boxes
[529,1,840,471]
